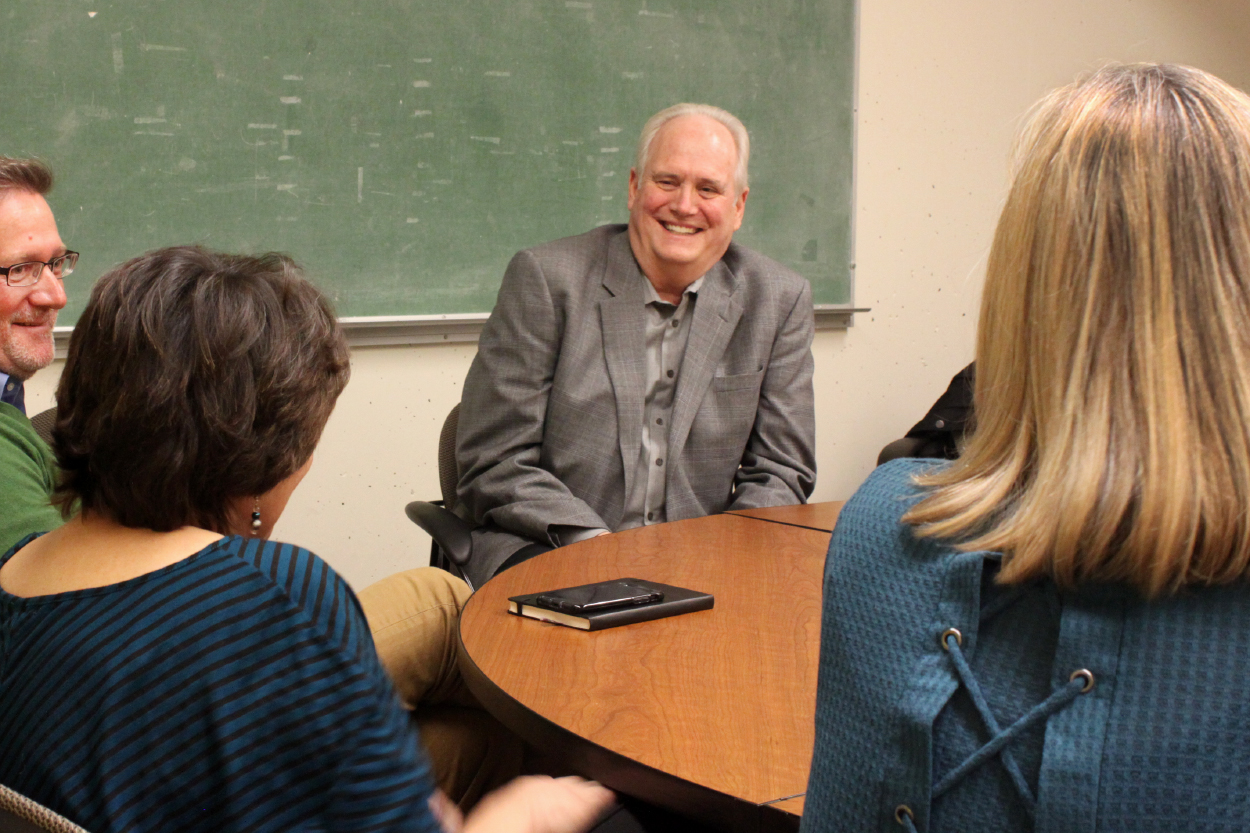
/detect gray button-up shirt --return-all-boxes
[622,275,703,529]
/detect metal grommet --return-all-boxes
[939,627,963,651]
[1070,668,1095,693]
[894,805,915,825]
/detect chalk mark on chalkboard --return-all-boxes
[284,75,303,81]
[357,168,364,203]
[412,80,431,88]
[414,58,432,63]
[622,72,644,79]
[111,33,123,74]
[249,124,277,129]
[413,111,432,117]
[470,136,501,144]
[601,147,619,153]
[637,9,675,17]
[134,117,166,124]
[566,1,593,7]
[141,43,186,52]
[281,97,302,104]
[133,131,174,137]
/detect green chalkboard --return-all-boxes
[1,0,855,322]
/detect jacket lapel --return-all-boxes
[599,235,647,503]
[668,259,743,462]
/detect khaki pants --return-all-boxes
[357,567,522,810]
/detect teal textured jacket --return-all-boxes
[802,459,1250,833]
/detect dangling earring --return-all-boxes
[250,499,262,536]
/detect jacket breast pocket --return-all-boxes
[712,367,765,394]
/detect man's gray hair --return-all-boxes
[634,104,750,194]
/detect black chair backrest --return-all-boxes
[28,407,56,447]
[438,404,460,511]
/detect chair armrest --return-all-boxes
[405,501,475,568]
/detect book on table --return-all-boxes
[508,578,714,631]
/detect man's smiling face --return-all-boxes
[627,114,748,293]
[0,190,68,379]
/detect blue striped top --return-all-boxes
[0,534,440,833]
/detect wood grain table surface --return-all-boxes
[725,501,843,533]
[458,510,839,832]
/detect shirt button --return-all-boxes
[647,511,654,521]
[4,382,12,392]
[666,369,674,378]
[671,319,679,328]
[656,417,663,425]
[935,419,946,429]
[656,458,663,466]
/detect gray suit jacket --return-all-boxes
[457,224,816,584]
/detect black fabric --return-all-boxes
[496,541,553,574]
[589,798,720,833]
[903,362,975,460]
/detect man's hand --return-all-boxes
[463,775,615,833]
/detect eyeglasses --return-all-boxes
[1,251,79,287]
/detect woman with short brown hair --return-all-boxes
[0,246,611,833]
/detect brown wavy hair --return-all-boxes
[905,64,1250,597]
[53,246,350,533]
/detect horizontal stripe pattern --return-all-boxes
[0,536,438,833]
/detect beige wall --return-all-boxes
[25,1,1250,589]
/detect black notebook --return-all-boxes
[508,578,714,631]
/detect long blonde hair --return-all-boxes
[904,64,1250,597]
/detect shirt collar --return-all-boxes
[0,371,25,415]
[641,275,704,307]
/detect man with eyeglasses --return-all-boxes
[0,156,75,553]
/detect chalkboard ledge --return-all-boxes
[50,306,867,355]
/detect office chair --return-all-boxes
[404,404,481,590]
[29,407,56,447]
[0,783,89,833]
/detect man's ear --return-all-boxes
[733,187,749,230]
[627,168,639,210]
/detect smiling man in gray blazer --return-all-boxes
[456,103,816,585]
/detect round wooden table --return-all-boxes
[458,505,840,832]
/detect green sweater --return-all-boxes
[0,401,62,554]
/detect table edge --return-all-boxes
[456,609,802,833]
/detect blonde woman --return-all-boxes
[803,64,1250,832]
